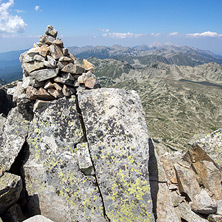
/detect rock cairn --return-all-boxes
[18,25,98,101]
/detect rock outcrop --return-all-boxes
[0,25,222,222]
[0,25,154,222]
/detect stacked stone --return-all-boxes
[19,25,97,101]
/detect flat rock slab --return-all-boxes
[78,88,154,221]
[30,68,59,82]
[0,107,30,171]
[24,97,106,222]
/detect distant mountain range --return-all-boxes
[0,43,222,83]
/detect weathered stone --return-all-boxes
[26,47,41,57]
[45,25,58,38]
[26,86,54,100]
[0,173,23,215]
[68,52,75,62]
[62,63,84,74]
[44,81,55,90]
[208,214,222,222]
[174,162,201,201]
[0,107,30,171]
[24,97,106,222]
[39,45,50,57]
[44,56,56,68]
[78,71,97,88]
[192,160,222,200]
[62,85,75,97]
[23,215,54,222]
[30,68,59,82]
[34,55,45,62]
[189,129,222,169]
[57,61,66,70]
[40,35,56,45]
[53,83,62,91]
[22,61,44,73]
[52,39,63,48]
[2,204,26,222]
[49,44,63,60]
[148,140,179,222]
[191,189,217,214]
[217,200,222,215]
[13,82,25,101]
[54,73,74,86]
[78,88,154,221]
[77,143,94,175]
[19,53,34,63]
[170,190,185,207]
[83,59,95,72]
[47,88,63,99]
[22,76,45,88]
[33,100,51,112]
[59,56,73,63]
[63,48,68,56]
[176,202,208,222]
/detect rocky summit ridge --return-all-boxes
[0,26,221,222]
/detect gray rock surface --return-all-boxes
[24,215,54,222]
[78,88,154,221]
[0,173,23,215]
[30,68,59,82]
[24,97,106,222]
[217,200,222,215]
[191,189,217,214]
[0,107,30,171]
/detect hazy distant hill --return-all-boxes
[0,49,25,83]
[69,43,222,66]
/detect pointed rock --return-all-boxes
[83,59,95,72]
[52,39,64,48]
[26,86,54,100]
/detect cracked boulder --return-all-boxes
[78,88,154,221]
[0,172,23,215]
[24,97,106,222]
[0,107,30,172]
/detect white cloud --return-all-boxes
[35,5,40,11]
[187,31,222,37]
[14,9,25,13]
[151,33,161,37]
[169,32,178,36]
[98,28,110,32]
[0,0,27,33]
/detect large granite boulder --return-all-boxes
[78,88,154,221]
[23,96,106,222]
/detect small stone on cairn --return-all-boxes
[17,25,98,101]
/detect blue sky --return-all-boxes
[1,0,222,54]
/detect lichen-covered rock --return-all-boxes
[78,88,154,221]
[24,97,106,222]
[0,173,23,215]
[0,107,30,171]
[208,214,222,222]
